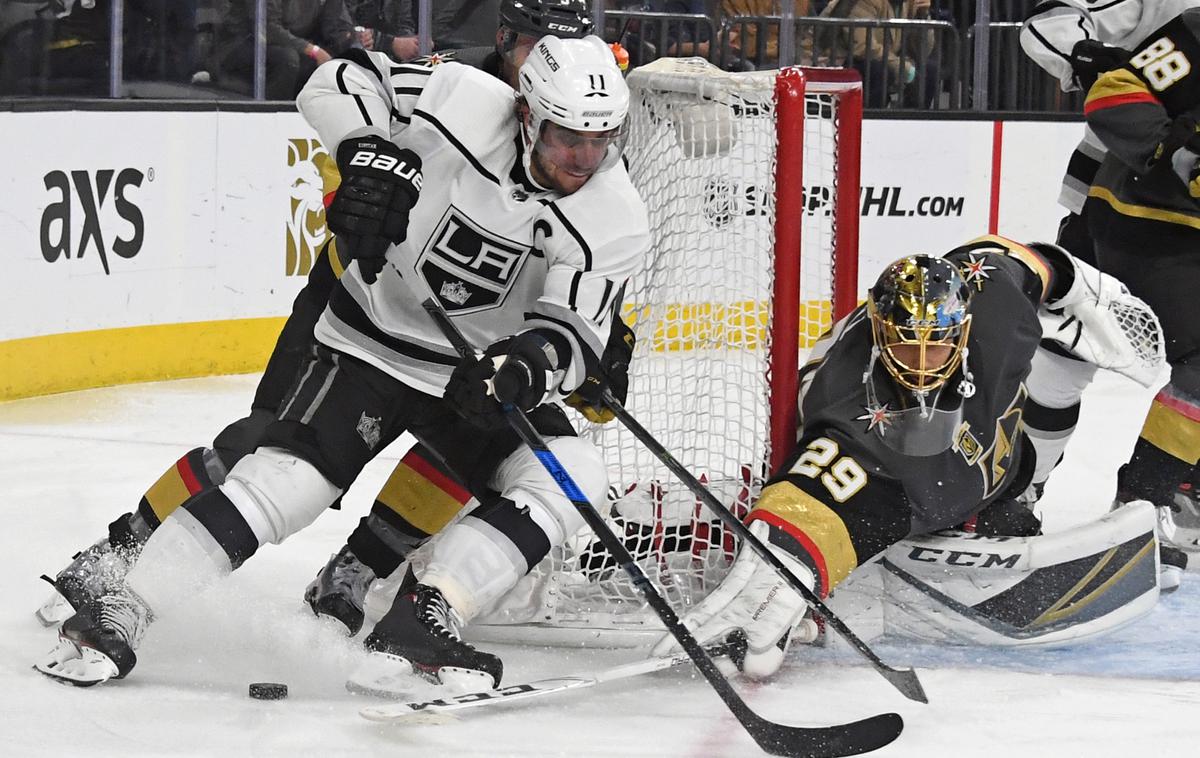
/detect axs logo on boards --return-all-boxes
[39,168,148,275]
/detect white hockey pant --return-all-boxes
[421,435,607,620]
[126,446,342,618]
[1024,345,1098,488]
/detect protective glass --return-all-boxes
[534,120,628,176]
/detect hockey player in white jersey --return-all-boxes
[35,35,650,690]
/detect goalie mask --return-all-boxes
[517,35,629,192]
[864,255,974,456]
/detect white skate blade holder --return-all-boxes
[35,638,119,686]
[347,651,495,701]
[35,591,74,627]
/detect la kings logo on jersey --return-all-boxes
[418,206,530,314]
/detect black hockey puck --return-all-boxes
[248,682,288,700]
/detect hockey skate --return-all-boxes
[346,568,502,699]
[1168,482,1200,555]
[304,545,376,636]
[35,588,152,686]
[36,532,139,627]
[1154,486,1200,592]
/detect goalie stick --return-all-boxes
[360,640,741,723]
[421,298,904,758]
[600,390,928,705]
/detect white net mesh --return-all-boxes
[469,60,858,643]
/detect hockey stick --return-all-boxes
[360,640,742,723]
[421,298,904,758]
[600,391,928,705]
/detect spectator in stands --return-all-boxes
[804,0,939,107]
[210,0,354,99]
[608,1,720,67]
[718,1,806,69]
[433,0,502,49]
[346,0,420,61]
[0,0,110,96]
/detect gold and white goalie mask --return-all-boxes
[865,255,974,456]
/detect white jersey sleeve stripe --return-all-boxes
[591,278,614,321]
[545,202,592,271]
[334,63,376,128]
[529,302,606,359]
[298,55,396,147]
[412,109,501,184]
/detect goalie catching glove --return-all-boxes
[328,135,422,283]
[650,520,818,679]
[1035,243,1166,388]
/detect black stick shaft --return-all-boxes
[601,390,927,705]
[420,298,904,757]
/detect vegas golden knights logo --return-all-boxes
[285,139,340,276]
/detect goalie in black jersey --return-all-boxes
[654,236,1165,676]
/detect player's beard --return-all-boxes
[529,144,594,195]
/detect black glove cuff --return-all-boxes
[1026,242,1074,302]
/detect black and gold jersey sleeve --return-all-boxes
[945,235,1060,305]
[1085,10,1200,172]
[750,431,911,597]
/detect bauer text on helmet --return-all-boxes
[518,36,630,194]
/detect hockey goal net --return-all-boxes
[477,59,863,645]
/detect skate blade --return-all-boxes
[35,591,74,627]
[312,610,356,638]
[360,706,461,726]
[34,638,119,686]
[346,651,426,699]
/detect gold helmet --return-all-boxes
[867,255,972,395]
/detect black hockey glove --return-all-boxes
[444,332,563,429]
[445,338,511,430]
[329,135,422,284]
[1069,39,1130,90]
[492,330,563,410]
[1157,113,1200,196]
[565,318,635,424]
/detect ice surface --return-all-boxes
[2,371,1198,756]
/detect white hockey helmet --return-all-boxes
[517,35,629,180]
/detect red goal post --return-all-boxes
[770,66,862,472]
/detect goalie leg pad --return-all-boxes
[878,501,1159,645]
